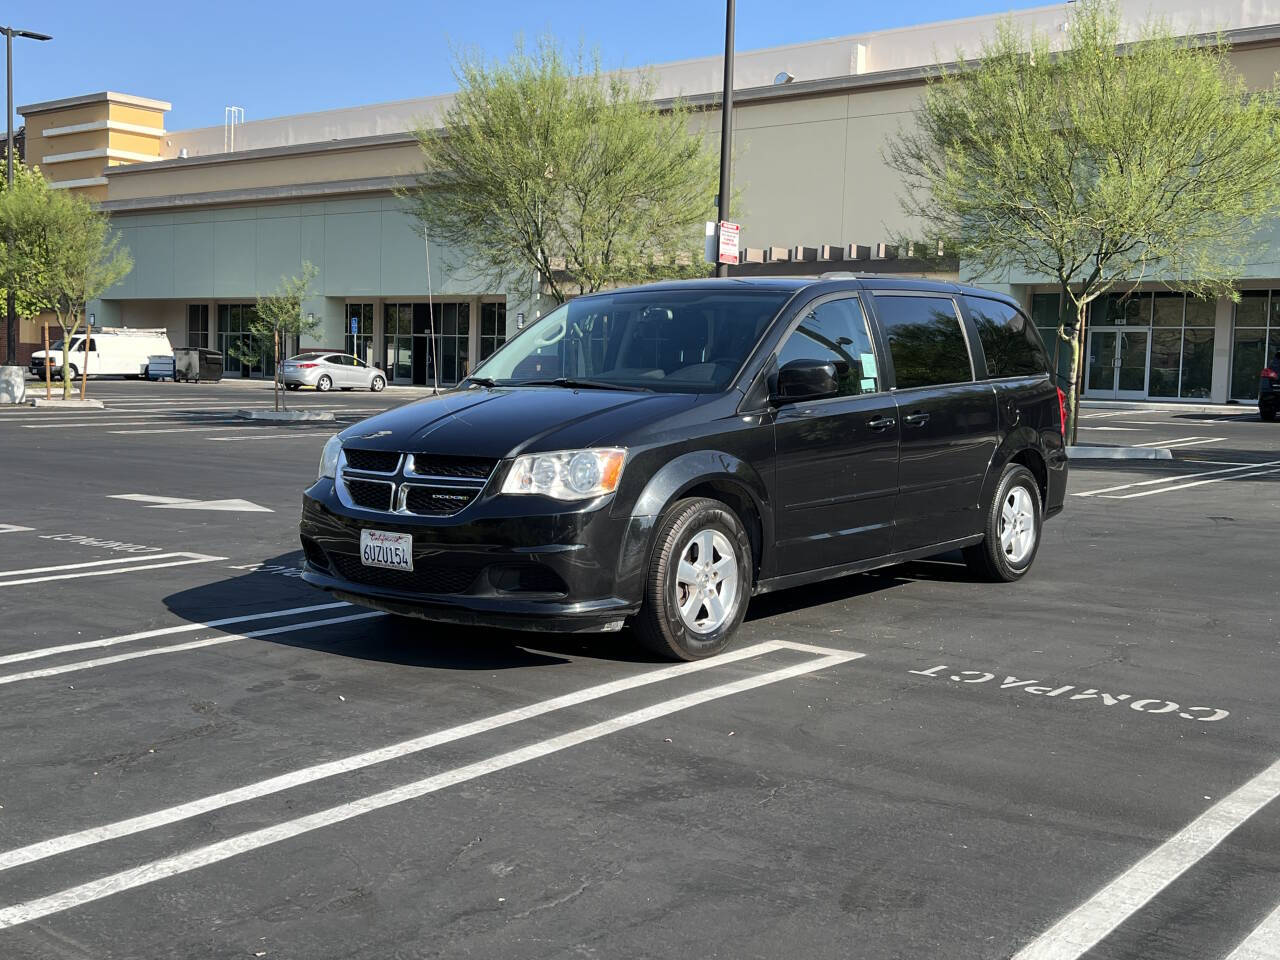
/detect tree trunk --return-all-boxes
[1063,297,1088,445]
[61,343,71,401]
[273,329,281,412]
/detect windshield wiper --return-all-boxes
[465,376,498,387]
[516,377,652,393]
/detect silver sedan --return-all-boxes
[281,353,387,392]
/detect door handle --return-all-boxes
[867,416,897,431]
[903,412,931,427]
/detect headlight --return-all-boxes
[501,448,626,500]
[318,434,343,479]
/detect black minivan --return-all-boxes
[300,276,1067,660]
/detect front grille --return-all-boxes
[343,477,394,510]
[329,553,479,594]
[344,448,401,473]
[409,455,497,480]
[401,483,482,516]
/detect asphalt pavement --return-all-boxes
[0,382,1276,960]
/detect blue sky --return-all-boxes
[6,0,1043,131]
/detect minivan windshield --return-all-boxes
[469,288,791,393]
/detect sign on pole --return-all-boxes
[704,221,718,264]
[87,313,96,328]
[717,221,741,266]
[350,317,359,336]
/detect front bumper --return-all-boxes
[299,479,651,633]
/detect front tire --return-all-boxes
[316,375,333,392]
[1261,403,1277,422]
[964,464,1042,582]
[370,375,386,392]
[635,497,752,661]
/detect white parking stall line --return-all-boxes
[1080,411,1132,419]
[109,426,268,435]
[1073,460,1280,498]
[1078,426,1148,432]
[206,431,336,442]
[1223,902,1280,960]
[1132,436,1223,449]
[0,552,225,587]
[0,643,860,929]
[1012,757,1280,960]
[0,639,798,868]
[0,611,383,687]
[0,601,349,667]
[24,419,242,430]
[1104,467,1280,499]
[0,524,34,534]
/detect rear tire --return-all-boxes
[634,497,752,661]
[1261,403,1277,422]
[316,375,333,392]
[963,464,1042,583]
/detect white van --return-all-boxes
[29,328,173,379]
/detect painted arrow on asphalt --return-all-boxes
[108,494,273,513]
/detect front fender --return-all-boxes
[612,449,773,600]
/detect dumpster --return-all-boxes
[174,347,224,383]
[147,354,176,381]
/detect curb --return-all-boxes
[236,408,335,422]
[1080,400,1254,415]
[28,398,106,410]
[1067,445,1173,460]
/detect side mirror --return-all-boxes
[772,358,840,403]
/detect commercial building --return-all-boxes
[16,0,1280,399]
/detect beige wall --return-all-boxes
[107,140,423,201]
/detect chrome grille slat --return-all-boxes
[335,450,497,518]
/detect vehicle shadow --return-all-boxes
[161,551,652,669]
[743,552,971,622]
[163,549,972,667]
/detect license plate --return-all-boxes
[360,529,413,571]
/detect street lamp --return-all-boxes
[716,1,735,279]
[2,25,51,371]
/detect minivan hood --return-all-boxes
[340,387,698,458]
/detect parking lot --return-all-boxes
[0,381,1276,960]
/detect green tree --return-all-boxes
[32,188,133,399]
[0,163,58,325]
[229,262,320,411]
[406,38,720,304]
[885,0,1280,439]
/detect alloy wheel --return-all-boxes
[1000,485,1037,565]
[674,528,740,634]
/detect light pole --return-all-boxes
[1,25,51,369]
[715,0,735,278]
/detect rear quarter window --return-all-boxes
[872,294,973,389]
[964,296,1050,378]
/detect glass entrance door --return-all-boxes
[1086,328,1150,399]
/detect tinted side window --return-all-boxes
[873,295,972,389]
[778,296,882,397]
[965,296,1050,378]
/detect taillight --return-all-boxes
[1056,387,1067,434]
[1262,368,1279,380]
[297,363,317,369]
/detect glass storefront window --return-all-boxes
[1148,329,1181,397]
[479,302,508,362]
[344,303,374,365]
[1231,328,1269,401]
[217,303,267,377]
[1152,293,1184,328]
[1231,291,1270,400]
[1180,329,1215,399]
[187,304,209,348]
